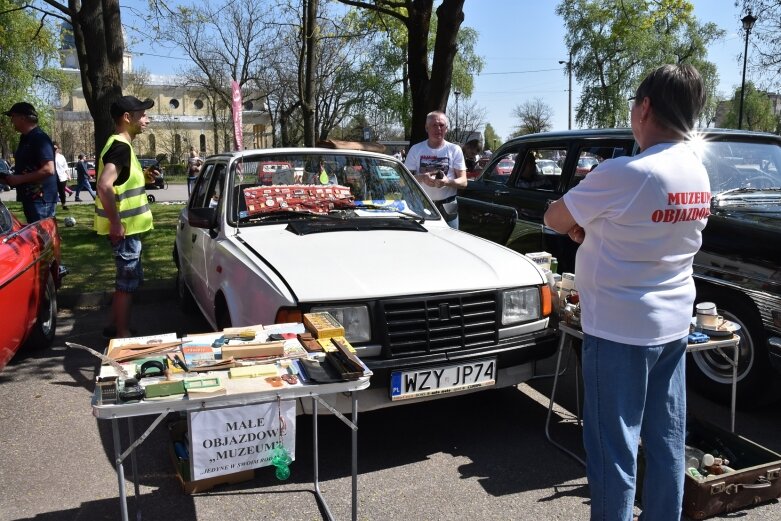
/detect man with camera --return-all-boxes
[405,111,467,229]
[2,102,57,223]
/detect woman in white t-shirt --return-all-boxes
[545,64,709,521]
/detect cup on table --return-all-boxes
[696,302,724,329]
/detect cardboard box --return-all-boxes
[167,421,254,494]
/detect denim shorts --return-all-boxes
[111,235,144,293]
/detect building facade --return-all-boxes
[55,44,271,164]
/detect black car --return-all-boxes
[458,128,781,405]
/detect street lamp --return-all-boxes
[453,90,461,143]
[738,11,757,130]
[559,53,573,130]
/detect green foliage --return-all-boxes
[721,82,777,132]
[483,123,501,150]
[0,0,65,153]
[556,0,723,129]
[4,202,184,293]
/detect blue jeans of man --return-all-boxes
[75,173,96,200]
[22,199,56,223]
[581,334,687,521]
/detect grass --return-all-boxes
[5,201,184,293]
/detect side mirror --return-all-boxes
[187,207,217,230]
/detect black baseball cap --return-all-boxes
[4,102,38,118]
[110,96,155,118]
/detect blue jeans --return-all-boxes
[581,334,687,521]
[75,174,96,200]
[22,199,56,223]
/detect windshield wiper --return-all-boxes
[348,203,426,224]
[712,187,781,203]
[238,209,343,223]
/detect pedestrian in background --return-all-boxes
[74,154,96,201]
[95,95,155,339]
[53,142,73,209]
[544,63,709,520]
[404,111,467,229]
[3,102,57,223]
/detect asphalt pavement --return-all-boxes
[1,289,780,520]
[1,182,780,520]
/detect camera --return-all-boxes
[432,169,444,179]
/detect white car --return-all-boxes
[174,147,558,411]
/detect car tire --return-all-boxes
[24,273,57,349]
[688,287,775,407]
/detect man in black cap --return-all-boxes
[94,95,155,338]
[3,102,57,223]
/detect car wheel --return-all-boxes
[688,288,773,407]
[24,273,57,349]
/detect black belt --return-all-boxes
[434,195,456,204]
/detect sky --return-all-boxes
[126,0,753,144]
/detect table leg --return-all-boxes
[127,418,142,521]
[731,341,738,432]
[351,392,358,521]
[545,332,586,466]
[112,418,130,521]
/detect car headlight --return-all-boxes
[501,288,541,325]
[310,305,371,342]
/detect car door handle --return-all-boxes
[494,190,510,196]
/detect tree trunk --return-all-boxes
[405,0,464,144]
[299,0,318,146]
[70,0,125,156]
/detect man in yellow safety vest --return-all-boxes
[95,95,155,339]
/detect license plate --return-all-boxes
[390,359,496,401]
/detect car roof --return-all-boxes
[204,147,399,163]
[500,127,781,149]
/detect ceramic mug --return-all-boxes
[697,312,725,329]
[695,302,717,315]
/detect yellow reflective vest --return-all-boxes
[94,135,153,236]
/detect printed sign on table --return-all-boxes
[188,401,296,480]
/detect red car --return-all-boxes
[495,159,515,176]
[257,161,294,185]
[0,202,64,369]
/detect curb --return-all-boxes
[59,278,177,310]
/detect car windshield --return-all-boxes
[223,152,437,224]
[689,138,781,196]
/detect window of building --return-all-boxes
[169,98,180,109]
[244,101,254,111]
[194,99,204,110]
[200,134,206,154]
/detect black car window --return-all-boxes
[569,142,634,189]
[513,147,566,192]
[481,151,516,184]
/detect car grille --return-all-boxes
[379,291,499,357]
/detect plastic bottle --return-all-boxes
[685,445,706,470]
[550,257,558,274]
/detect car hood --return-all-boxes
[231,224,544,302]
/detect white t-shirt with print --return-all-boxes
[404,140,466,201]
[562,142,710,346]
